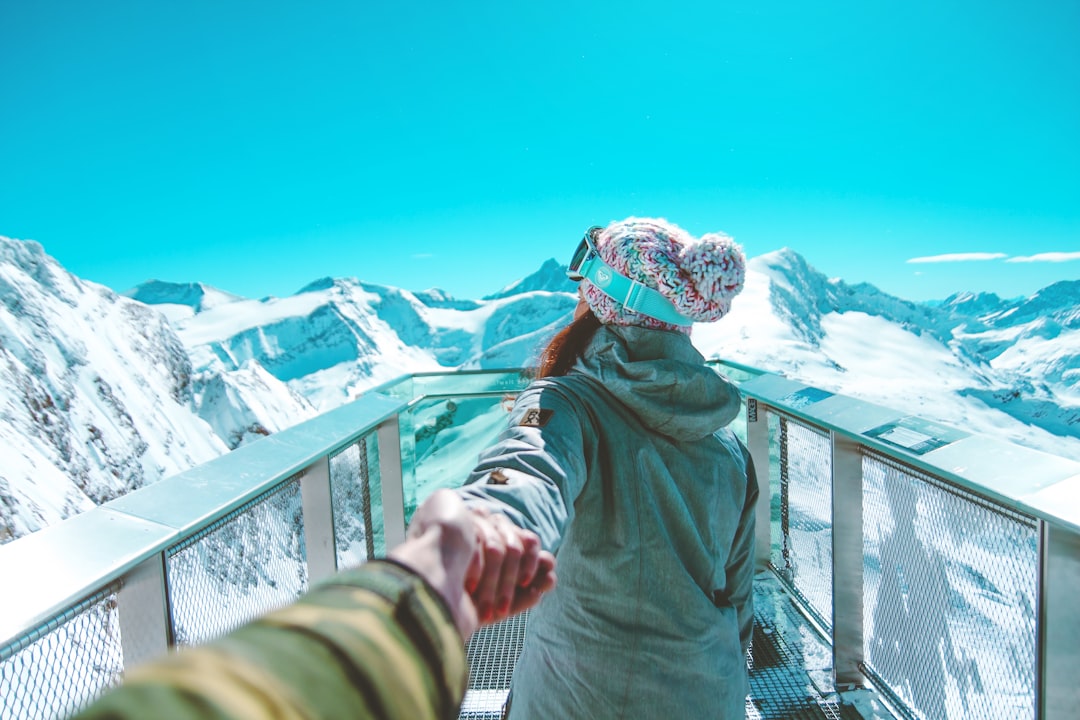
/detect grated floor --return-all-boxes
[747,574,865,719]
[459,573,877,719]
[459,611,529,719]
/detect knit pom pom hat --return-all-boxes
[580,217,746,333]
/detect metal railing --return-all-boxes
[1,364,1077,719]
[0,370,530,720]
[734,368,1080,720]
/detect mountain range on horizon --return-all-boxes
[1,234,1077,544]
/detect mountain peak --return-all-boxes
[939,290,1007,319]
[754,246,808,268]
[1003,279,1080,328]
[125,280,245,313]
[295,276,364,295]
[1029,279,1080,305]
[1,236,75,296]
[412,288,482,311]
[484,258,576,300]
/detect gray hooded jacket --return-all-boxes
[459,324,757,719]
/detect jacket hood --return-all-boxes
[572,325,741,441]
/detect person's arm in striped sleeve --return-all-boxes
[71,490,555,720]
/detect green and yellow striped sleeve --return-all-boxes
[73,560,468,720]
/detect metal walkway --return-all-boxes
[458,572,882,719]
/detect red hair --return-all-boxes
[536,310,602,378]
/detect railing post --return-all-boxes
[117,554,171,668]
[1041,521,1080,719]
[300,456,337,583]
[378,416,408,550]
[831,433,866,688]
[746,399,771,570]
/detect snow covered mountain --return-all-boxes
[161,276,577,411]
[1,235,1076,544]
[693,249,1080,460]
[141,246,1077,460]
[944,281,1079,436]
[483,258,577,299]
[0,238,228,541]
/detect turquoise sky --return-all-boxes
[2,1,1078,302]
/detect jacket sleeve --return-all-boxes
[455,382,588,553]
[70,560,467,720]
[726,445,759,652]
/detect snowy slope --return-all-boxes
[0,237,227,541]
[123,280,246,323]
[140,247,1078,464]
[691,249,1080,460]
[192,360,317,449]
[3,235,1076,544]
[484,258,578,299]
[161,276,577,411]
[946,281,1080,436]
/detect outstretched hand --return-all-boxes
[466,506,556,625]
[388,490,556,640]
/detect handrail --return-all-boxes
[733,370,1080,534]
[0,391,408,652]
[1,363,1077,719]
[729,369,1080,720]
[0,369,535,654]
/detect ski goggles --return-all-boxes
[566,226,603,281]
[565,226,693,326]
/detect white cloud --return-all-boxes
[906,252,1007,264]
[1005,251,1080,263]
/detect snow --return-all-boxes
[1,237,1076,720]
[2,236,1077,545]
[422,302,498,334]
[177,292,337,347]
[0,237,227,542]
[692,251,1080,463]
[193,360,318,449]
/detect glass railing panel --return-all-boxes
[165,475,308,647]
[369,374,415,403]
[330,433,380,568]
[406,394,515,521]
[862,452,1038,720]
[770,413,834,630]
[0,587,122,720]
[412,369,532,400]
[707,358,764,386]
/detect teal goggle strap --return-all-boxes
[576,251,693,326]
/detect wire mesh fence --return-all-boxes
[0,588,122,720]
[1,378,1059,720]
[165,475,308,647]
[770,413,834,630]
[861,451,1039,720]
[330,432,379,569]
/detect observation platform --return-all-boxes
[460,572,880,720]
[1,364,1078,720]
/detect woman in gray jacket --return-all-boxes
[459,217,757,719]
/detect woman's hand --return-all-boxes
[466,506,556,625]
[389,490,555,640]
